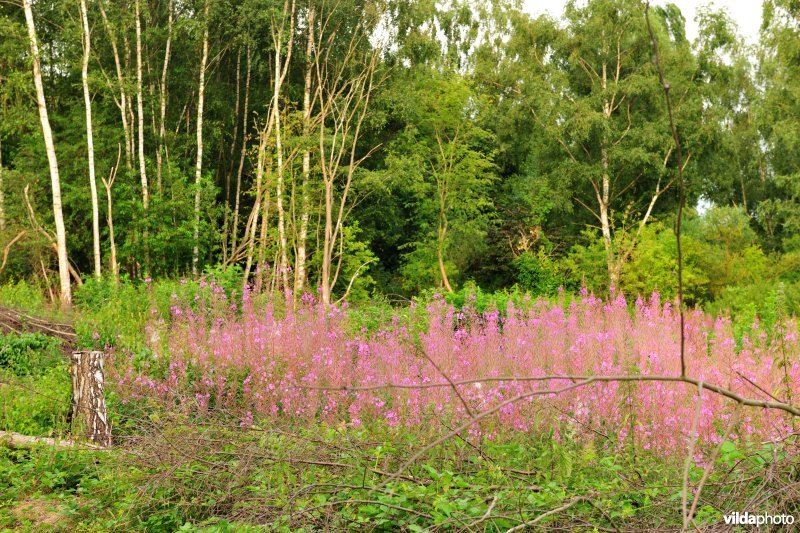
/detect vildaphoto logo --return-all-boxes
[723,512,795,527]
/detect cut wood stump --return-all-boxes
[69,351,111,447]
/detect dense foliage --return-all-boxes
[0,0,798,312]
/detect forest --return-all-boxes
[1,0,800,530]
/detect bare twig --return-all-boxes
[645,2,687,377]
[682,381,704,531]
[299,374,800,417]
[505,496,588,532]
[686,402,743,528]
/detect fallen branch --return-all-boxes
[0,305,76,347]
[300,374,800,417]
[505,496,589,532]
[0,430,105,451]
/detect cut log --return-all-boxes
[69,351,111,447]
[0,430,104,450]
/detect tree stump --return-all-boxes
[69,351,111,447]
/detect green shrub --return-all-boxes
[514,250,570,296]
[0,333,61,376]
[0,279,45,312]
[0,363,70,435]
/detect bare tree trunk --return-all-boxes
[135,0,148,210]
[222,48,242,263]
[23,0,71,306]
[321,177,333,306]
[256,182,271,293]
[103,146,120,285]
[243,108,276,289]
[156,0,173,193]
[80,0,101,280]
[437,186,453,293]
[294,6,314,298]
[102,180,118,284]
[192,0,209,276]
[69,351,111,447]
[599,144,617,288]
[243,133,267,289]
[99,1,132,171]
[135,0,150,273]
[231,45,251,258]
[316,44,379,306]
[273,9,293,293]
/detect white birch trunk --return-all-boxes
[80,0,101,280]
[192,0,209,276]
[156,0,173,193]
[102,148,120,285]
[274,32,290,292]
[69,351,111,447]
[99,1,132,171]
[294,7,314,298]
[135,0,148,210]
[23,0,71,306]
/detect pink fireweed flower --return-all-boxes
[112,291,800,456]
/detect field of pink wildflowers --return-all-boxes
[114,287,800,455]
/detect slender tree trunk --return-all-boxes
[103,147,120,285]
[231,45,251,259]
[437,189,453,293]
[156,0,173,193]
[135,0,150,273]
[244,132,267,289]
[294,7,314,298]
[243,101,277,289]
[123,30,135,168]
[222,48,242,263]
[192,0,209,276]
[99,1,132,171]
[599,146,617,286]
[598,59,620,289]
[256,181,271,293]
[80,0,101,280]
[321,177,333,306]
[103,178,118,285]
[23,0,71,306]
[135,0,148,210]
[274,30,290,292]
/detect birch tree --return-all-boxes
[313,6,382,306]
[293,4,315,297]
[272,0,296,292]
[156,0,174,192]
[98,0,133,171]
[22,0,71,305]
[192,0,209,275]
[79,0,101,280]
